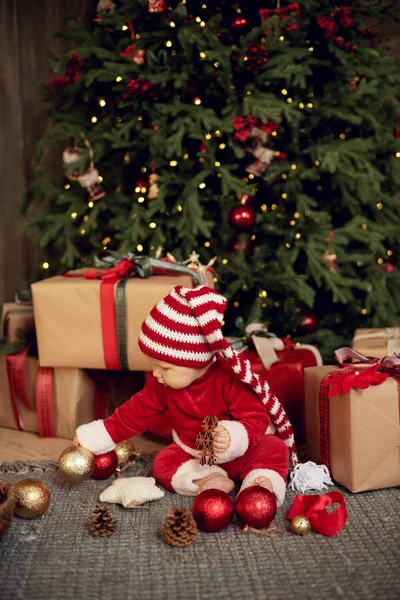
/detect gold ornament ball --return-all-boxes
[13,479,50,519]
[115,439,137,468]
[290,515,312,536]
[58,445,95,483]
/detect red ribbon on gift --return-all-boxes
[5,346,36,430]
[63,256,203,370]
[318,347,400,468]
[64,258,138,370]
[287,491,347,536]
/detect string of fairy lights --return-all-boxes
[40,0,399,318]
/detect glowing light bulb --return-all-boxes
[137,244,143,252]
[149,222,157,229]
[91,116,97,123]
[42,262,49,270]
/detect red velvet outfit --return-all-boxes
[77,358,289,506]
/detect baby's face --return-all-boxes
[147,357,207,389]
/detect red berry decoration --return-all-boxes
[229,205,256,231]
[235,486,277,529]
[296,308,319,335]
[91,450,118,480]
[230,237,252,254]
[192,490,235,532]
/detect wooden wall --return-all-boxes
[0,0,91,307]
[0,0,399,307]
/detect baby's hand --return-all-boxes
[73,436,80,447]
[213,425,230,453]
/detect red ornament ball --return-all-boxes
[231,16,249,32]
[385,262,395,273]
[235,486,277,529]
[91,450,118,480]
[192,490,235,532]
[229,205,257,231]
[297,309,319,335]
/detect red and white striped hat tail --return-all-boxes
[218,342,299,467]
[179,286,299,466]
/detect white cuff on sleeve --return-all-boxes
[238,468,287,508]
[76,420,116,455]
[214,420,249,464]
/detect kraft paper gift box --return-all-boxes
[1,302,35,343]
[0,356,95,439]
[304,365,400,493]
[352,327,400,359]
[32,269,214,371]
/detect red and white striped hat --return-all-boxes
[138,284,300,468]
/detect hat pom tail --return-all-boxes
[288,461,333,493]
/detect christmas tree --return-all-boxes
[21,0,400,360]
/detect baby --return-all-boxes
[75,285,298,508]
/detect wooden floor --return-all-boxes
[0,427,167,463]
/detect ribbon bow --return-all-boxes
[325,347,400,398]
[232,116,258,142]
[287,492,347,537]
[325,363,389,398]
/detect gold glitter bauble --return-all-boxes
[115,439,137,468]
[14,479,50,519]
[58,445,95,483]
[290,515,312,536]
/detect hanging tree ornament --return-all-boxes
[229,204,257,231]
[63,133,105,201]
[147,0,167,13]
[120,20,146,65]
[147,173,160,199]
[296,308,319,335]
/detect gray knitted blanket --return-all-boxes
[0,458,399,600]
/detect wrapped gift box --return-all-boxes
[0,357,145,440]
[352,327,400,359]
[32,269,213,371]
[304,365,400,493]
[1,302,35,344]
[0,356,94,439]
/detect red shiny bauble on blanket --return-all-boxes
[192,490,235,532]
[235,486,277,529]
[91,450,118,480]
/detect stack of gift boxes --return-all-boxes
[2,258,398,494]
[0,260,214,441]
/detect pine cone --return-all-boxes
[88,505,117,537]
[162,507,198,547]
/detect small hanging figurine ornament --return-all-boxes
[196,416,219,466]
[63,133,105,201]
[147,173,160,199]
[147,0,168,13]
